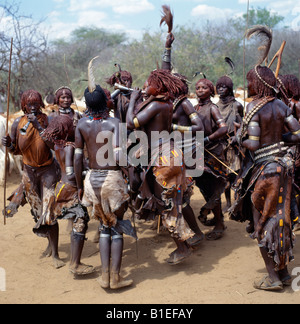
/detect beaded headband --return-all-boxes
[254,65,279,94]
[55,86,72,95]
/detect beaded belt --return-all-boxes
[254,142,289,162]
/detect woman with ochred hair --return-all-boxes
[2,89,64,269]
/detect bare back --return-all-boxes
[75,117,120,170]
[129,100,173,146]
[255,100,287,147]
[243,98,300,151]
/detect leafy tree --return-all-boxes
[29,27,127,99]
[1,4,299,111]
[243,7,285,29]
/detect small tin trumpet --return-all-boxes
[114,83,145,94]
[19,112,37,135]
[19,121,31,135]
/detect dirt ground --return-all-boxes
[0,171,300,305]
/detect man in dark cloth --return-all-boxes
[229,64,300,291]
[126,69,195,265]
[160,31,205,247]
[42,115,95,276]
[74,67,135,289]
[216,75,244,211]
[194,78,228,240]
[2,89,64,269]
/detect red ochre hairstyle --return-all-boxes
[279,74,300,100]
[147,69,186,100]
[106,70,133,87]
[42,114,75,145]
[21,89,45,113]
[247,65,277,100]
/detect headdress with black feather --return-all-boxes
[246,25,272,66]
[224,57,235,76]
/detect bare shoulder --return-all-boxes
[108,116,121,125]
[13,116,22,125]
[210,102,222,115]
[11,116,23,130]
[77,116,90,128]
[142,100,172,117]
[274,98,289,109]
[245,99,262,114]
[181,98,194,111]
[234,100,244,109]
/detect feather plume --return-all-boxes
[88,56,100,93]
[246,25,273,65]
[160,5,173,33]
[224,57,235,75]
[114,63,122,72]
[193,72,206,79]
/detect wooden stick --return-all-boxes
[4,38,13,226]
[205,148,238,176]
[243,0,250,107]
[63,54,80,113]
[268,41,286,78]
[157,215,161,234]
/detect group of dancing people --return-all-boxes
[2,27,300,292]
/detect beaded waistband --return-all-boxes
[254,142,289,162]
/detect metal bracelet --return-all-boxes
[75,148,83,155]
[162,48,171,63]
[292,129,300,135]
[248,136,260,141]
[133,117,140,128]
[174,125,192,133]
[66,167,74,176]
[189,112,198,121]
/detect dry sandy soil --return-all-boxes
[0,171,300,305]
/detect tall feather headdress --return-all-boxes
[160,5,173,33]
[246,25,273,66]
[88,56,100,93]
